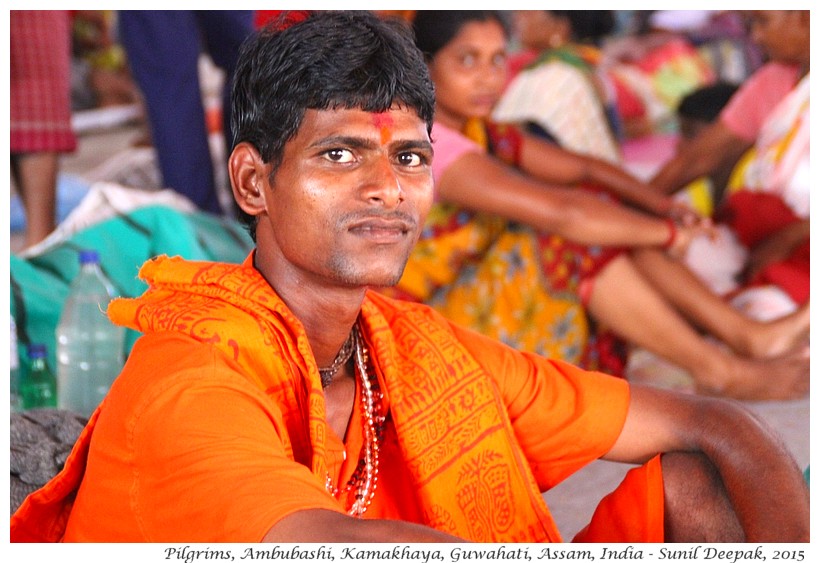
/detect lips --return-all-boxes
[347,215,416,241]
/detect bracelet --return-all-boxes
[662,218,678,250]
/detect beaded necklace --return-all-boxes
[324,326,386,517]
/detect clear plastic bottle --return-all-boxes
[10,314,22,412]
[21,343,57,410]
[56,249,125,417]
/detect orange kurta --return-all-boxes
[11,254,663,542]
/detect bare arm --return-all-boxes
[650,121,751,195]
[518,131,676,216]
[606,385,809,542]
[439,150,704,249]
[263,508,464,542]
[742,220,810,283]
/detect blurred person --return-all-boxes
[395,10,809,399]
[494,10,623,162]
[117,10,254,215]
[650,11,809,321]
[11,10,78,249]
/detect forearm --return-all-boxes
[692,402,809,542]
[650,122,749,195]
[585,158,673,214]
[610,387,809,542]
[518,133,673,215]
[439,155,675,248]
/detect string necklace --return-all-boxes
[318,329,356,388]
[325,325,386,517]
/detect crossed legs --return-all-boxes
[586,254,809,400]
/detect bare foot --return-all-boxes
[694,346,810,402]
[741,302,810,360]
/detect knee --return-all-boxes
[661,451,744,542]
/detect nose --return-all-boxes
[363,157,404,208]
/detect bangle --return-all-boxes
[662,218,678,250]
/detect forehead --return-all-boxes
[447,19,506,49]
[296,106,429,138]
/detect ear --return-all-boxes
[229,142,270,219]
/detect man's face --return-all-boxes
[256,106,434,289]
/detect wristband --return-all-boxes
[662,218,678,250]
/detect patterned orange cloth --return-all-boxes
[11,253,663,542]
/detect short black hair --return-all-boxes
[677,82,739,123]
[412,11,508,61]
[230,10,436,241]
[546,11,615,44]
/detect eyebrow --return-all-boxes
[310,135,433,153]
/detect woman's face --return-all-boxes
[427,19,508,129]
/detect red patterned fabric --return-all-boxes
[10,11,77,154]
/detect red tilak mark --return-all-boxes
[372,113,394,145]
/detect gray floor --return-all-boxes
[12,115,811,541]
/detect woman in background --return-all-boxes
[385,11,809,400]
[494,10,622,162]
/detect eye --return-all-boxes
[460,53,476,68]
[492,53,507,69]
[323,148,356,163]
[397,152,424,167]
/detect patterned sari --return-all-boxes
[385,120,626,375]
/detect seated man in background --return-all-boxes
[11,10,809,543]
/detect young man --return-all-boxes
[11,11,808,543]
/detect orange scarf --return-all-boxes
[12,253,560,542]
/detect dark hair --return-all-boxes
[677,81,739,123]
[546,11,615,44]
[412,11,508,61]
[230,10,436,240]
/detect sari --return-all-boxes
[385,120,626,375]
[686,74,809,318]
[494,44,622,163]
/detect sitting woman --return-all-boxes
[385,10,809,401]
[493,10,623,162]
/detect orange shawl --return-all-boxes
[12,253,558,542]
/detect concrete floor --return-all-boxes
[11,113,811,541]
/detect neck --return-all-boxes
[252,249,366,369]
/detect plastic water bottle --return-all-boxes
[10,314,22,412]
[56,249,125,417]
[20,343,57,410]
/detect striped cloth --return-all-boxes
[10,10,77,154]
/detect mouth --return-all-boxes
[347,216,416,243]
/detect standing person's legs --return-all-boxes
[12,153,59,248]
[118,11,222,214]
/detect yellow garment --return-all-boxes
[390,119,591,366]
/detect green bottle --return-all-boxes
[21,343,57,410]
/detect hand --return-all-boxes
[665,218,715,260]
[666,200,702,227]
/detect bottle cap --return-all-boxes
[27,343,48,359]
[79,249,100,265]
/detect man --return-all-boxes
[11,11,808,543]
